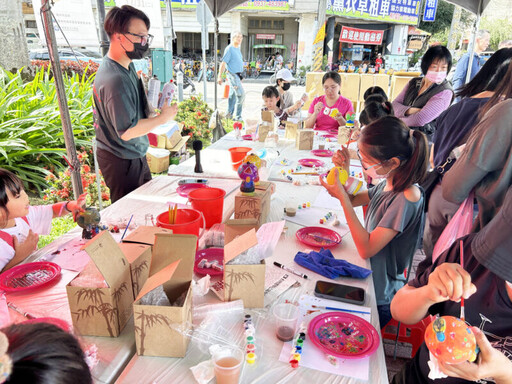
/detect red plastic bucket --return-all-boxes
[156,208,204,236]
[188,187,226,229]
[229,147,251,171]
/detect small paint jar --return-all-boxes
[293,353,301,361]
[290,359,299,368]
[246,336,255,344]
[246,352,256,364]
[246,344,256,353]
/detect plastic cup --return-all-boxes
[212,346,244,384]
[273,303,299,342]
[188,187,226,229]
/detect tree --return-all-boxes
[419,0,455,35]
[480,17,512,51]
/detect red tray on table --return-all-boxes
[311,149,334,157]
[194,248,224,276]
[296,227,342,248]
[0,262,61,292]
[298,158,325,168]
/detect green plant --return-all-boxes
[0,65,96,192]
[175,95,213,148]
[43,151,110,207]
[31,59,99,79]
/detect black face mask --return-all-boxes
[124,42,149,60]
[281,82,291,91]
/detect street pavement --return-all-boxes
[186,74,308,122]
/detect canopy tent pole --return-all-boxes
[40,0,83,198]
[464,0,482,84]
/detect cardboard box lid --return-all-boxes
[122,226,173,246]
[224,219,258,244]
[82,231,130,288]
[135,259,181,302]
[169,135,190,152]
[151,233,197,286]
[118,243,151,263]
[224,228,258,263]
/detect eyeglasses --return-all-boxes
[124,32,154,46]
[356,148,382,171]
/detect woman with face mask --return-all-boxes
[274,68,307,117]
[392,45,454,141]
[322,116,428,327]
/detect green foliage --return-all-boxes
[37,215,76,249]
[419,0,455,35]
[175,95,213,148]
[480,17,512,51]
[0,66,95,192]
[43,150,110,207]
[430,28,450,46]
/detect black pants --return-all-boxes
[96,148,152,203]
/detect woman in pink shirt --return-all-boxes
[305,72,354,131]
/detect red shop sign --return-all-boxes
[256,33,276,40]
[339,26,384,45]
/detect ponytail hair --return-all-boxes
[361,116,428,192]
[359,101,394,126]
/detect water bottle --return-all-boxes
[159,80,176,109]
[147,75,160,109]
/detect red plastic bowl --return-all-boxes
[296,227,342,248]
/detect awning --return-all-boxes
[408,26,431,36]
[443,0,490,15]
[252,44,287,50]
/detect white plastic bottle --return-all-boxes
[159,79,177,109]
[147,75,161,109]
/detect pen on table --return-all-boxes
[121,214,133,241]
[311,305,370,315]
[273,261,308,279]
[8,302,36,319]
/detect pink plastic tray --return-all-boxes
[308,312,380,359]
[176,183,209,197]
[194,248,224,276]
[311,149,334,157]
[298,158,325,168]
[295,227,342,248]
[0,262,61,292]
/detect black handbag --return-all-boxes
[421,156,455,211]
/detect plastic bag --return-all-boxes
[432,193,474,263]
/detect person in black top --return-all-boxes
[93,6,177,203]
[391,187,512,384]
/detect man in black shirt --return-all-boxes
[93,6,177,202]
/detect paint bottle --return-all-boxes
[159,79,176,109]
[326,167,363,196]
[147,75,161,109]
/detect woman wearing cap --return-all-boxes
[304,71,354,131]
[275,68,307,116]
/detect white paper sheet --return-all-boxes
[278,294,373,381]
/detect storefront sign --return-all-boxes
[339,26,384,45]
[327,0,421,25]
[423,0,438,22]
[33,0,99,47]
[236,1,289,11]
[407,39,424,50]
[167,0,200,8]
[256,34,276,40]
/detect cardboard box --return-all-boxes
[258,122,273,142]
[122,226,173,247]
[223,229,265,308]
[67,231,134,337]
[234,181,272,227]
[134,233,197,357]
[146,147,170,173]
[261,110,275,126]
[296,129,314,150]
[119,243,152,299]
[148,121,182,149]
[284,121,302,140]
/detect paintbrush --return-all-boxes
[291,172,321,175]
[460,239,465,321]
[307,233,336,244]
[121,214,133,241]
[311,305,370,315]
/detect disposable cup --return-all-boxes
[212,346,244,384]
[273,303,299,342]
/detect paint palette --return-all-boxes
[424,316,477,363]
[298,158,325,168]
[311,149,334,157]
[295,227,342,248]
[242,134,253,141]
[176,183,209,197]
[0,262,61,292]
[194,248,224,276]
[308,312,379,359]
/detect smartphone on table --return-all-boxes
[314,280,365,305]
[178,179,209,185]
